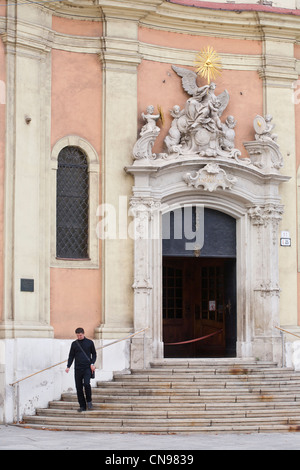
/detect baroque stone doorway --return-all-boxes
[126,66,289,369]
[126,156,288,369]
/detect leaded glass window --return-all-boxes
[56,146,89,259]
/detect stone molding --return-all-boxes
[254,281,281,298]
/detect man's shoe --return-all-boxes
[87,402,93,410]
[77,407,86,412]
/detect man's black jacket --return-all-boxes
[67,337,97,370]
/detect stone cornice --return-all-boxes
[1,19,54,55]
[141,2,300,42]
[1,0,300,69]
[166,0,300,16]
[29,1,300,44]
[98,0,164,15]
[40,0,102,20]
[141,3,261,40]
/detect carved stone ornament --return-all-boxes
[132,278,153,293]
[183,163,237,192]
[133,66,243,162]
[248,203,284,245]
[244,115,283,172]
[133,105,161,160]
[132,67,285,176]
[248,204,284,227]
[254,281,281,298]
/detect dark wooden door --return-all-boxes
[163,257,227,358]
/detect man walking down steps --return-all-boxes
[65,327,97,412]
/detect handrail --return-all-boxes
[9,327,149,387]
[275,326,300,340]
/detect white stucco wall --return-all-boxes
[0,337,131,424]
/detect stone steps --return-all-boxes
[21,415,300,434]
[99,380,300,388]
[20,360,300,433]
[51,399,300,410]
[62,392,300,403]
[35,407,300,419]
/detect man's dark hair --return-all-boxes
[75,327,84,334]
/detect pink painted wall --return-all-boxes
[50,269,101,340]
[52,16,102,37]
[139,27,262,55]
[50,18,102,339]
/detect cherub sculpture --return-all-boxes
[254,114,278,143]
[220,115,237,151]
[164,105,184,153]
[140,105,160,135]
[133,105,161,160]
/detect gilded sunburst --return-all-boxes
[194,46,222,84]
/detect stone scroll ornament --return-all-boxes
[133,48,243,162]
[183,163,237,192]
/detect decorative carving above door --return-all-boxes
[131,63,284,181]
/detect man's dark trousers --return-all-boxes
[75,367,92,409]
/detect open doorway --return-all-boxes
[162,208,237,358]
[163,256,236,358]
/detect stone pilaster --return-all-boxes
[248,204,284,362]
[0,3,53,338]
[95,4,143,339]
[257,15,298,327]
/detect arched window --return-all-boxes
[56,146,89,259]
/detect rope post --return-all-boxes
[16,383,20,425]
[280,330,285,367]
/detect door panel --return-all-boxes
[163,257,234,358]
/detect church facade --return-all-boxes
[1,0,300,423]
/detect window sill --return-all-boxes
[51,257,99,269]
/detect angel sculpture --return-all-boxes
[170,65,239,158]
[164,105,184,153]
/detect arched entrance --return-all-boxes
[126,156,288,369]
[162,207,237,358]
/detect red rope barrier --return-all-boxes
[165,329,223,346]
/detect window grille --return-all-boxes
[56,146,89,259]
[163,266,183,319]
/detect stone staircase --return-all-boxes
[21,359,300,433]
